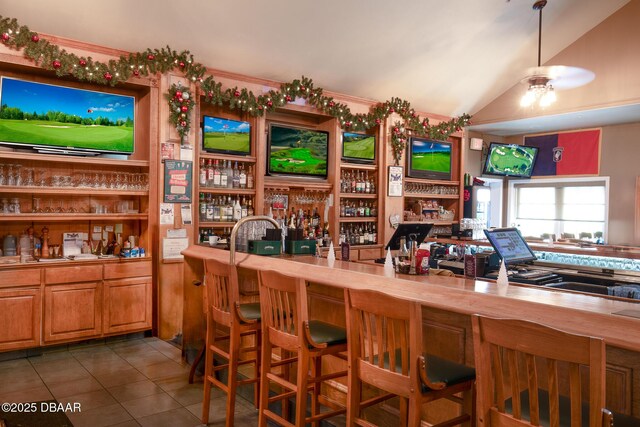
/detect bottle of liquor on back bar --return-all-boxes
[239,164,247,189]
[199,159,207,186]
[341,240,350,261]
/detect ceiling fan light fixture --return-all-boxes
[520,0,593,108]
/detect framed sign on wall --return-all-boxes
[164,160,193,203]
[388,166,403,197]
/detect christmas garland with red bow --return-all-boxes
[0,15,470,165]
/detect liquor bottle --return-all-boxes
[369,175,376,194]
[358,225,365,245]
[241,196,248,218]
[364,172,371,194]
[218,160,226,188]
[206,159,214,187]
[365,202,370,217]
[226,161,233,188]
[350,172,357,193]
[247,165,254,189]
[232,197,242,222]
[217,196,225,222]
[232,161,240,189]
[247,199,254,216]
[199,158,207,186]
[239,164,247,189]
[371,223,377,244]
[205,194,214,222]
[212,160,221,187]
[339,200,345,217]
[199,192,206,221]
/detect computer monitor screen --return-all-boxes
[483,227,537,265]
[385,223,433,250]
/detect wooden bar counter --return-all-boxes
[181,245,640,417]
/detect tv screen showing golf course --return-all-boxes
[407,137,452,180]
[483,143,539,178]
[342,132,375,163]
[268,124,328,178]
[0,77,134,154]
[202,116,251,155]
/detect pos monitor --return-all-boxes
[385,223,433,250]
[483,227,537,266]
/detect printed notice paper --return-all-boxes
[160,203,174,225]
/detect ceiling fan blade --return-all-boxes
[522,65,595,90]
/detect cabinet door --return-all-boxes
[43,282,102,343]
[103,277,152,334]
[0,288,41,351]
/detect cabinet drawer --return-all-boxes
[358,248,382,260]
[0,269,41,288]
[104,261,152,280]
[45,265,102,284]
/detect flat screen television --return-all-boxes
[406,137,452,180]
[202,115,251,156]
[482,143,539,178]
[267,123,328,178]
[341,131,375,164]
[484,227,537,266]
[0,76,135,155]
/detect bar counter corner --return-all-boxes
[181,244,640,418]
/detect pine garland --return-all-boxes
[0,15,471,164]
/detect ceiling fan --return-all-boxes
[520,0,595,107]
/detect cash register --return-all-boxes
[483,227,561,285]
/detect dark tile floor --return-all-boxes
[0,337,259,426]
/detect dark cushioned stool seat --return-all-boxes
[421,354,476,392]
[506,389,639,427]
[238,302,261,321]
[307,320,347,346]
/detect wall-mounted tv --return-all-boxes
[202,115,251,156]
[482,143,539,178]
[406,137,452,180]
[267,123,328,179]
[341,131,375,164]
[0,77,135,155]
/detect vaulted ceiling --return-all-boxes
[1,0,631,121]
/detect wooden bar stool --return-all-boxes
[257,269,348,427]
[345,288,476,427]
[471,314,638,427]
[201,258,262,426]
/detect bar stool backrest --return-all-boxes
[204,258,241,326]
[258,269,308,350]
[346,288,422,398]
[472,314,608,427]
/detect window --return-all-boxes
[508,177,608,240]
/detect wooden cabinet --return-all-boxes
[103,277,152,334]
[0,287,41,351]
[43,282,102,343]
[103,261,152,334]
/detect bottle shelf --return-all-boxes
[199,188,256,195]
[0,151,149,168]
[402,220,458,226]
[198,221,240,227]
[199,153,257,163]
[339,193,377,199]
[0,186,148,196]
[404,178,459,186]
[340,163,377,171]
[339,217,377,223]
[0,213,148,222]
[404,193,459,199]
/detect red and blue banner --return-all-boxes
[524,129,600,176]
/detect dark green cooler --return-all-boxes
[248,240,281,255]
[285,240,316,255]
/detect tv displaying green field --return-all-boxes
[0,77,134,154]
[268,124,328,178]
[483,143,539,178]
[342,132,375,163]
[202,116,250,155]
[407,138,452,180]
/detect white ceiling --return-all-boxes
[0,0,632,126]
